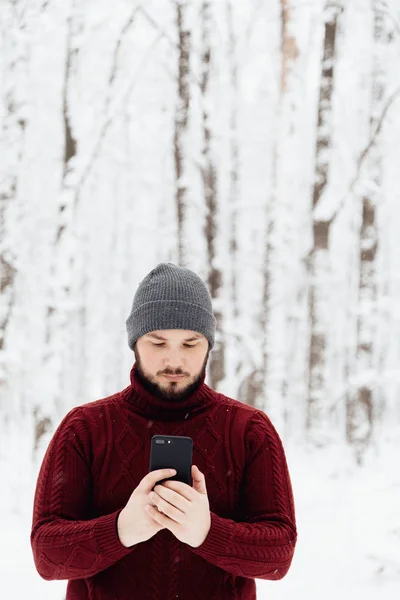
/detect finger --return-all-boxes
[146,504,166,522]
[146,500,183,525]
[146,504,176,536]
[191,465,207,495]
[149,491,186,523]
[153,485,191,513]
[142,469,176,492]
[161,479,196,501]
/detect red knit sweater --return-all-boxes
[31,365,297,599]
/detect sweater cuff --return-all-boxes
[190,511,232,560]
[94,509,134,561]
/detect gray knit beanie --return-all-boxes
[126,263,216,350]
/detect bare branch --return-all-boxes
[73,32,164,205]
[108,6,140,89]
[328,85,400,223]
[137,5,202,88]
[242,0,265,57]
[138,5,179,51]
[375,1,400,37]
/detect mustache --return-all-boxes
[161,370,187,376]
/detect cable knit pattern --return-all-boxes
[31,365,297,599]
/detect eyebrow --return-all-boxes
[147,333,202,342]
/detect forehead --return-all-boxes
[145,330,204,341]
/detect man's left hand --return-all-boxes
[146,465,211,548]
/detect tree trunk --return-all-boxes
[346,4,390,458]
[200,1,224,390]
[307,1,342,442]
[226,1,239,326]
[0,3,27,396]
[40,1,80,438]
[258,0,298,420]
[226,1,242,394]
[174,1,191,266]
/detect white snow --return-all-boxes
[1,0,400,597]
[1,437,399,599]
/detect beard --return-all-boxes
[133,346,210,402]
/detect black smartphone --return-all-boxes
[149,435,193,487]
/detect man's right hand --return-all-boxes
[117,468,176,547]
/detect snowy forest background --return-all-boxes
[1,0,400,598]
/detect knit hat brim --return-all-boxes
[126,300,216,350]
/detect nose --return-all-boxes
[163,349,185,371]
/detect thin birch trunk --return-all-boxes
[346,3,390,457]
[199,1,224,389]
[40,1,80,443]
[226,1,239,327]
[225,1,243,395]
[258,0,298,417]
[174,1,191,266]
[307,1,342,440]
[0,2,27,399]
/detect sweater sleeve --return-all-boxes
[30,407,133,581]
[190,411,297,580]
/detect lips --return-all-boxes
[163,374,185,380]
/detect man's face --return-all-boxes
[134,329,210,400]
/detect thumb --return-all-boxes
[191,465,207,495]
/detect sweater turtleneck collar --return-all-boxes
[125,364,217,421]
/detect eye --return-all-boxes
[152,342,197,348]
[153,342,197,348]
